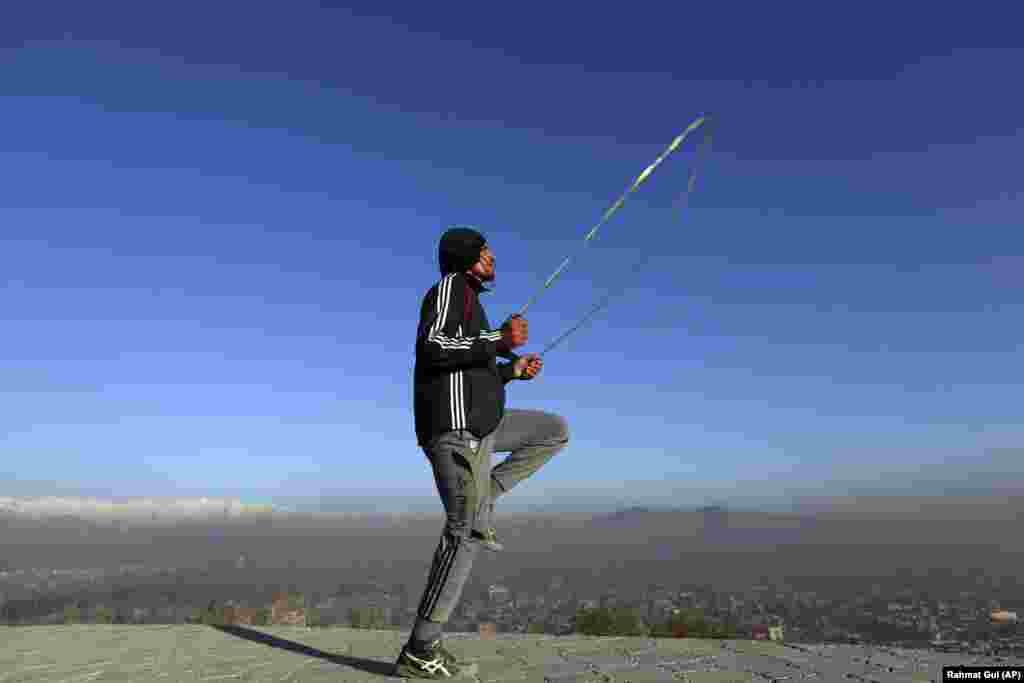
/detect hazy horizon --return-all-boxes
[5,447,1023,515]
[4,497,1023,598]
[3,481,1023,519]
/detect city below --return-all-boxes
[3,560,1022,657]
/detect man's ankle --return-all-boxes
[410,637,437,653]
[411,616,443,649]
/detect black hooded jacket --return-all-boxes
[414,228,521,448]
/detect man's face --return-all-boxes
[470,244,496,282]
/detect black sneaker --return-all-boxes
[393,638,479,678]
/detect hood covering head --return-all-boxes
[438,226,487,276]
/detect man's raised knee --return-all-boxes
[548,413,570,444]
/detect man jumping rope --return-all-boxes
[394,226,571,678]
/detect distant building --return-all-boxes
[223,606,258,626]
[478,621,497,639]
[271,593,307,627]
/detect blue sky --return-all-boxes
[2,3,1022,513]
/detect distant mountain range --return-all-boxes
[594,504,727,522]
[0,496,280,523]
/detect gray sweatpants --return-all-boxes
[414,409,570,624]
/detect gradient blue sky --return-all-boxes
[2,4,1022,513]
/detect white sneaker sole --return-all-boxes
[394,661,479,678]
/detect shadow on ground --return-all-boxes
[212,624,396,677]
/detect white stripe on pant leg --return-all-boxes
[425,534,464,620]
[418,533,450,617]
[426,533,478,622]
[419,533,445,601]
[422,533,461,619]
[420,532,455,617]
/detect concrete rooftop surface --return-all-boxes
[3,625,1022,682]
